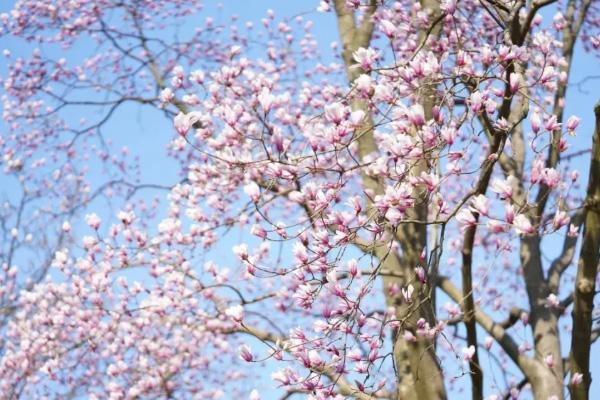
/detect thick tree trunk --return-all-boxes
[530,370,566,400]
[521,236,564,399]
[332,1,446,398]
[568,101,600,400]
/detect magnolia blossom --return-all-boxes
[462,345,476,362]
[566,115,580,134]
[456,209,477,229]
[552,210,570,229]
[354,74,373,97]
[469,91,484,113]
[0,1,595,398]
[513,214,534,235]
[571,372,584,386]
[159,87,174,103]
[244,182,261,203]
[568,224,580,237]
[490,176,516,199]
[545,115,561,132]
[349,109,366,126]
[324,102,347,124]
[408,104,426,126]
[258,87,275,111]
[379,19,396,38]
[352,47,379,70]
[174,112,192,135]
[541,168,561,188]
[546,293,560,309]
[440,0,457,14]
[249,389,261,400]
[225,304,244,323]
[85,213,101,230]
[484,337,494,350]
[531,111,541,133]
[509,72,521,94]
[401,284,414,303]
[239,345,253,362]
[469,194,490,216]
[61,221,71,232]
[487,219,508,233]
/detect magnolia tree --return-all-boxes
[0,0,600,399]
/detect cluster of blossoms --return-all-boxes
[0,0,599,399]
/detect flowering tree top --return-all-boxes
[0,1,600,399]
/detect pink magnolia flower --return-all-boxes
[317,0,331,12]
[345,0,360,9]
[117,210,134,225]
[553,12,566,30]
[469,194,490,216]
[484,337,493,350]
[487,220,508,233]
[518,341,532,354]
[546,293,560,309]
[403,330,417,343]
[251,224,267,239]
[379,19,396,38]
[566,115,580,135]
[414,266,427,284]
[509,72,521,94]
[401,284,414,303]
[571,170,580,182]
[244,182,261,203]
[225,304,244,323]
[159,87,174,103]
[440,0,457,14]
[469,91,484,113]
[258,87,275,111]
[271,370,290,386]
[354,74,373,98]
[531,158,544,183]
[408,104,426,127]
[173,112,202,136]
[85,213,101,230]
[441,126,457,144]
[513,214,534,235]
[541,168,560,188]
[456,209,477,229]
[352,47,379,71]
[485,99,497,114]
[520,312,530,326]
[233,244,249,260]
[531,112,541,133]
[61,221,71,232]
[368,348,379,363]
[348,259,359,277]
[490,175,516,199]
[324,102,347,124]
[239,345,254,362]
[190,69,205,84]
[545,115,560,132]
[462,345,476,362]
[571,372,584,386]
[552,210,570,229]
[505,204,516,224]
[568,224,580,237]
